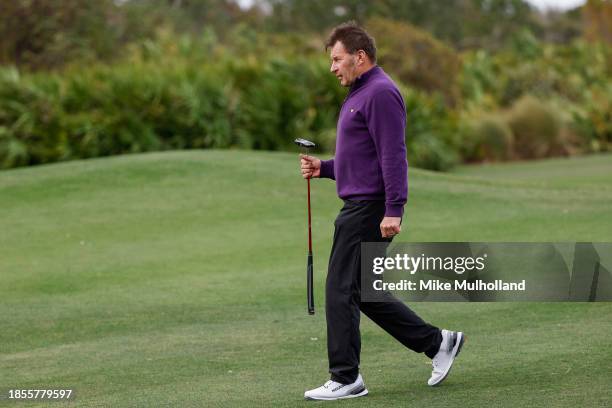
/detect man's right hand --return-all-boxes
[300,154,321,179]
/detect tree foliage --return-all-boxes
[366,18,461,106]
[582,0,612,44]
[0,0,125,69]
[265,0,544,50]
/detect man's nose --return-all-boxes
[330,63,336,73]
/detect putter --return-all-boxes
[295,138,316,315]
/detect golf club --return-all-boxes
[295,138,316,315]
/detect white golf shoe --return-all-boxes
[304,374,368,401]
[428,329,465,386]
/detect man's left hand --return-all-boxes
[380,217,401,238]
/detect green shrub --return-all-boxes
[461,40,612,110]
[401,86,460,170]
[0,54,346,169]
[61,62,234,158]
[463,115,514,162]
[506,96,562,159]
[0,67,69,167]
[571,85,612,152]
[408,133,459,171]
[230,56,344,152]
[499,63,563,107]
[367,17,462,107]
[460,51,499,111]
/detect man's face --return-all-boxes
[330,41,359,87]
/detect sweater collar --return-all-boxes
[350,65,381,92]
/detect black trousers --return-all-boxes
[326,200,442,384]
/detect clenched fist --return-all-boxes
[380,216,401,238]
[300,154,321,179]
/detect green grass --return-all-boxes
[1,151,611,407]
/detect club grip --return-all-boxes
[307,252,314,315]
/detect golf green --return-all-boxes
[1,151,610,407]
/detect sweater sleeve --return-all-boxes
[319,159,335,180]
[365,89,408,217]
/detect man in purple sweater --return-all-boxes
[300,22,465,401]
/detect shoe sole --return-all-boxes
[429,332,465,387]
[304,387,369,401]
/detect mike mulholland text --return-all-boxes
[373,279,526,291]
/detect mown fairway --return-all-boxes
[1,151,611,407]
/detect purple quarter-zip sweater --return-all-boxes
[319,66,408,217]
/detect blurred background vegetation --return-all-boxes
[0,0,610,170]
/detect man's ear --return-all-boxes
[357,50,366,65]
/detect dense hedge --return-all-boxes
[0,25,610,171]
[0,57,344,169]
[0,50,461,170]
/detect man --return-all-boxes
[300,22,465,401]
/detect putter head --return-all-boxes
[294,138,316,149]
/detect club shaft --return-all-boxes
[307,251,314,314]
[307,177,314,314]
[307,178,312,253]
